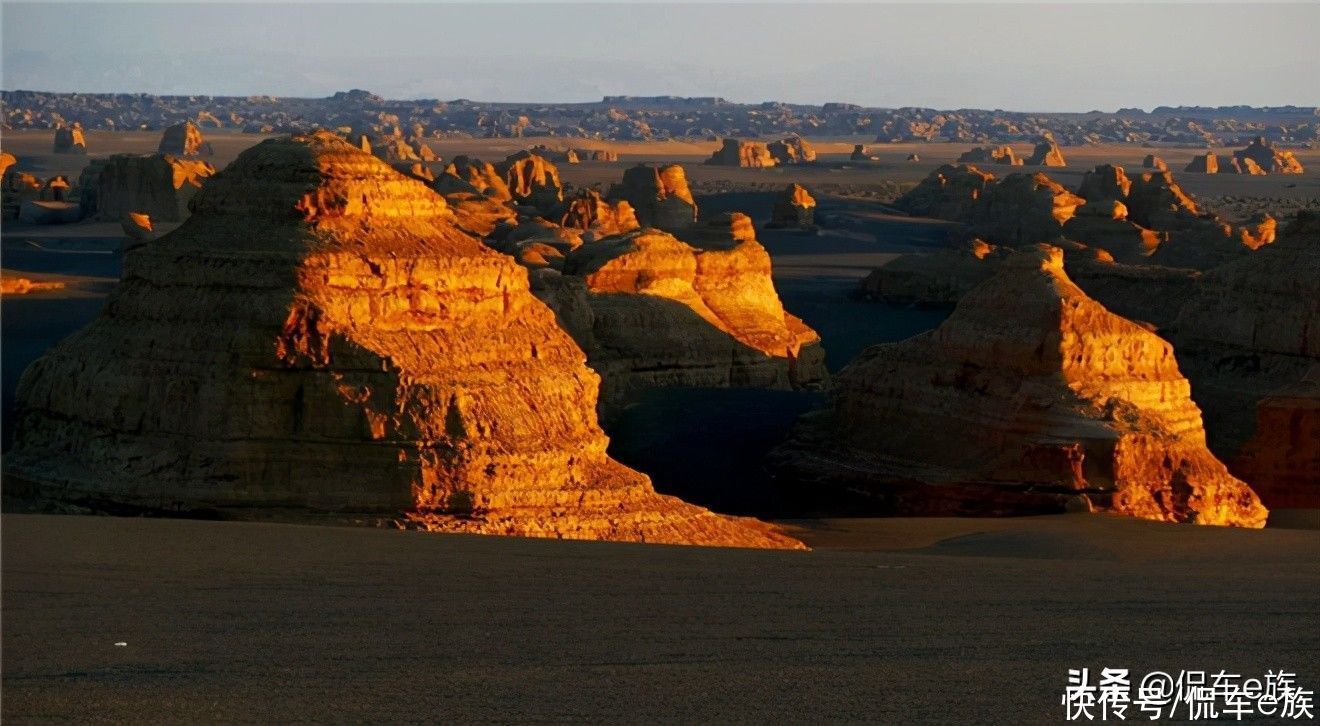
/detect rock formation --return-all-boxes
[434,156,512,202]
[157,121,214,157]
[3,165,42,219]
[1123,170,1201,229]
[768,184,817,229]
[53,123,86,154]
[1185,152,1218,174]
[1062,200,1163,263]
[1025,136,1066,166]
[775,245,1267,527]
[958,145,1021,166]
[496,150,563,209]
[966,172,1084,245]
[893,164,996,220]
[1226,156,1265,175]
[0,150,16,178]
[529,225,827,407]
[530,145,579,164]
[861,239,1009,306]
[608,164,697,232]
[767,136,816,164]
[1142,154,1168,171]
[850,144,877,161]
[92,153,216,223]
[705,138,777,168]
[1231,371,1319,509]
[576,149,619,162]
[1,276,65,295]
[121,212,160,244]
[41,175,71,202]
[1232,136,1304,174]
[558,189,640,239]
[1171,212,1320,457]
[392,162,435,184]
[1235,213,1277,250]
[5,131,801,550]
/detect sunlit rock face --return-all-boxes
[434,155,512,202]
[767,136,817,164]
[53,122,86,154]
[157,121,213,157]
[1026,136,1066,166]
[776,246,1266,527]
[92,153,215,223]
[558,189,639,238]
[530,224,827,409]
[705,138,777,167]
[496,150,563,209]
[768,184,816,229]
[957,145,1021,166]
[6,132,802,550]
[1232,372,1319,509]
[1171,212,1320,458]
[1232,136,1304,174]
[609,164,697,232]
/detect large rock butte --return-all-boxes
[1026,136,1066,166]
[5,132,801,549]
[608,164,697,232]
[92,153,216,223]
[496,150,563,209]
[775,245,1266,527]
[706,138,777,168]
[158,121,214,157]
[1231,136,1304,174]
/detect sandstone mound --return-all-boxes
[158,121,214,157]
[5,131,800,549]
[966,172,1084,245]
[1185,152,1218,174]
[958,145,1021,166]
[1025,136,1066,166]
[894,164,996,219]
[1232,136,1304,174]
[1142,154,1168,171]
[608,164,697,232]
[705,138,777,168]
[496,150,563,209]
[767,136,816,164]
[529,226,827,407]
[435,156,512,202]
[558,189,639,238]
[92,153,215,223]
[775,245,1266,527]
[768,184,816,229]
[861,239,1009,306]
[53,123,86,154]
[1171,212,1320,457]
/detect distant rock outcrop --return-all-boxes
[1025,136,1066,166]
[5,131,801,550]
[92,153,216,223]
[958,145,1021,166]
[1184,152,1218,174]
[496,150,563,209]
[157,121,214,157]
[767,136,816,164]
[768,184,816,229]
[529,225,827,408]
[1231,136,1304,174]
[893,164,996,219]
[705,138,777,168]
[775,245,1267,527]
[53,123,86,154]
[850,144,877,161]
[966,172,1084,245]
[608,164,697,232]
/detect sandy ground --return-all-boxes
[3,513,1316,722]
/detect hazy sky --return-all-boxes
[3,2,1317,111]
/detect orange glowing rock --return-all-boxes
[775,245,1267,527]
[558,188,639,238]
[608,163,697,232]
[705,138,777,168]
[5,131,802,550]
[496,150,563,209]
[1232,136,1304,174]
[157,121,213,157]
[1026,135,1067,166]
[53,122,86,154]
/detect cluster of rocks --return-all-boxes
[1184,137,1306,175]
[6,90,1316,145]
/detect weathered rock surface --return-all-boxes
[529,226,827,408]
[706,138,777,168]
[558,189,639,238]
[5,131,801,549]
[860,240,1009,306]
[92,153,215,223]
[1231,371,1320,509]
[1171,212,1320,458]
[608,164,697,232]
[157,121,214,157]
[121,212,160,244]
[966,172,1084,245]
[1232,136,1304,174]
[53,123,86,154]
[775,245,1267,527]
[1142,154,1168,171]
[893,164,995,219]
[768,183,816,229]
[434,156,512,202]
[767,136,816,164]
[1025,136,1066,166]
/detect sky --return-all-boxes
[2,2,1317,111]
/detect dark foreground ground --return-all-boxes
[3,513,1317,722]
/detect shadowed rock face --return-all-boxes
[1185,153,1218,174]
[6,131,802,550]
[158,121,214,157]
[529,225,827,409]
[608,164,697,232]
[957,145,1020,166]
[53,123,86,154]
[893,163,996,219]
[965,172,1084,245]
[1171,212,1320,459]
[768,184,816,229]
[1232,136,1304,174]
[1232,371,1319,509]
[92,153,216,223]
[1142,154,1167,171]
[706,138,777,168]
[1026,136,1066,166]
[776,246,1266,527]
